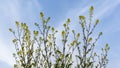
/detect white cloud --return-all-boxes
[0,40,15,67]
[0,0,20,67]
[0,0,41,67]
[95,0,120,19]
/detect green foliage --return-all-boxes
[10,6,110,68]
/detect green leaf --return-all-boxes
[51,27,55,32]
[87,49,91,54]
[77,42,81,45]
[55,30,58,33]
[34,31,39,36]
[95,19,99,25]
[79,16,85,20]
[99,32,103,36]
[9,28,13,32]
[49,52,52,56]
[72,30,75,33]
[42,54,46,58]
[34,23,39,26]
[81,22,84,28]
[13,39,17,43]
[60,54,64,59]
[94,52,97,56]
[47,17,51,22]
[76,55,82,60]
[77,33,80,38]
[48,26,51,29]
[71,41,75,46]
[62,30,65,37]
[106,43,110,50]
[90,6,94,11]
[14,64,17,68]
[17,50,22,55]
[67,18,71,24]
[15,21,19,26]
[49,42,52,46]
[88,37,92,42]
[65,54,69,58]
[106,43,108,47]
[40,12,44,17]
[87,62,93,67]
[67,63,73,68]
[56,49,61,54]
[63,24,66,27]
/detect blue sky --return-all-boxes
[0,0,120,68]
